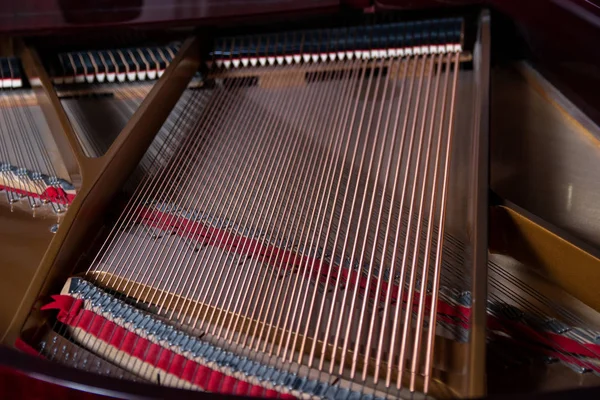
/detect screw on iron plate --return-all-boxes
[50,224,59,233]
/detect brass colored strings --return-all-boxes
[118,69,324,384]
[70,49,470,396]
[179,59,368,397]
[250,61,363,357]
[45,86,206,366]
[202,66,342,342]
[423,51,459,393]
[53,39,600,397]
[120,76,272,305]
[46,87,208,365]
[70,78,265,371]
[77,58,360,378]
[97,81,249,378]
[133,65,327,381]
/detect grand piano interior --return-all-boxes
[0,0,600,399]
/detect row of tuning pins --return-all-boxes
[0,171,67,223]
[1,185,67,217]
[209,19,463,69]
[210,43,462,69]
[51,43,180,85]
[38,335,127,379]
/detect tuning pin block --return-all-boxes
[53,43,179,85]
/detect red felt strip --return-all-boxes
[193,365,211,388]
[41,295,83,324]
[41,289,600,373]
[42,297,296,398]
[37,290,600,400]
[234,380,250,396]
[0,185,74,204]
[492,334,600,371]
[136,207,600,361]
[488,316,600,360]
[221,375,237,395]
[156,351,173,373]
[137,206,470,322]
[181,361,197,383]
[168,354,186,376]
[207,371,224,392]
[249,384,265,397]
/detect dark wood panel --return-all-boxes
[0,0,338,34]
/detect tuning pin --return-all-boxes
[51,201,67,215]
[27,196,41,210]
[6,190,18,205]
[565,362,592,374]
